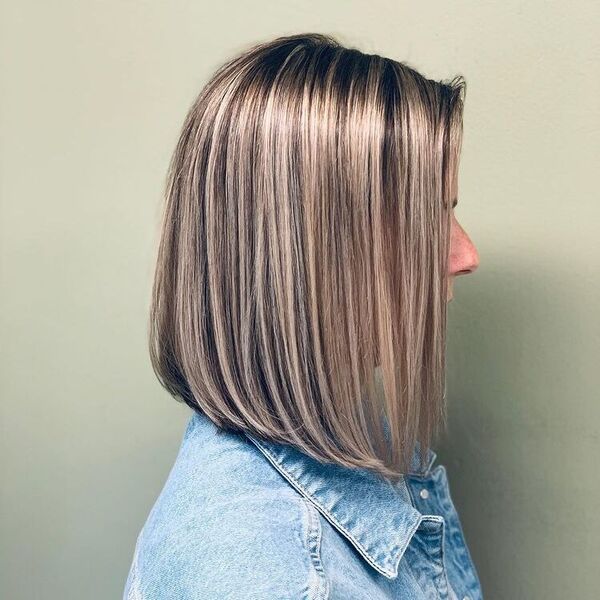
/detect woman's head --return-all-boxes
[149,33,472,480]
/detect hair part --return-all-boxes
[149,32,466,482]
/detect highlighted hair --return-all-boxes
[149,33,466,481]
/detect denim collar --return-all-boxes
[244,432,437,579]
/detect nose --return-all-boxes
[449,219,479,276]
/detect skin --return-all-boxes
[447,201,480,302]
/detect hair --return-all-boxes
[148,32,466,482]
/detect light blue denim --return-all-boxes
[124,410,483,599]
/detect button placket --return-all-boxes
[407,465,483,600]
[405,467,464,600]
[404,516,451,599]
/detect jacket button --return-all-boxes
[419,488,429,499]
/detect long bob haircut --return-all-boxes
[149,33,466,482]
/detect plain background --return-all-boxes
[1,1,599,599]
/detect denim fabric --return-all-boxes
[123,411,483,599]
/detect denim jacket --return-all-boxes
[124,411,483,599]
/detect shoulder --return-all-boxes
[124,414,329,600]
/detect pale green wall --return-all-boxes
[1,2,598,599]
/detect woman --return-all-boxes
[124,32,482,600]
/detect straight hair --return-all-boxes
[148,33,466,482]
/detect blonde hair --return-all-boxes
[149,33,466,481]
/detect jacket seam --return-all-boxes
[301,495,330,600]
[437,514,452,599]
